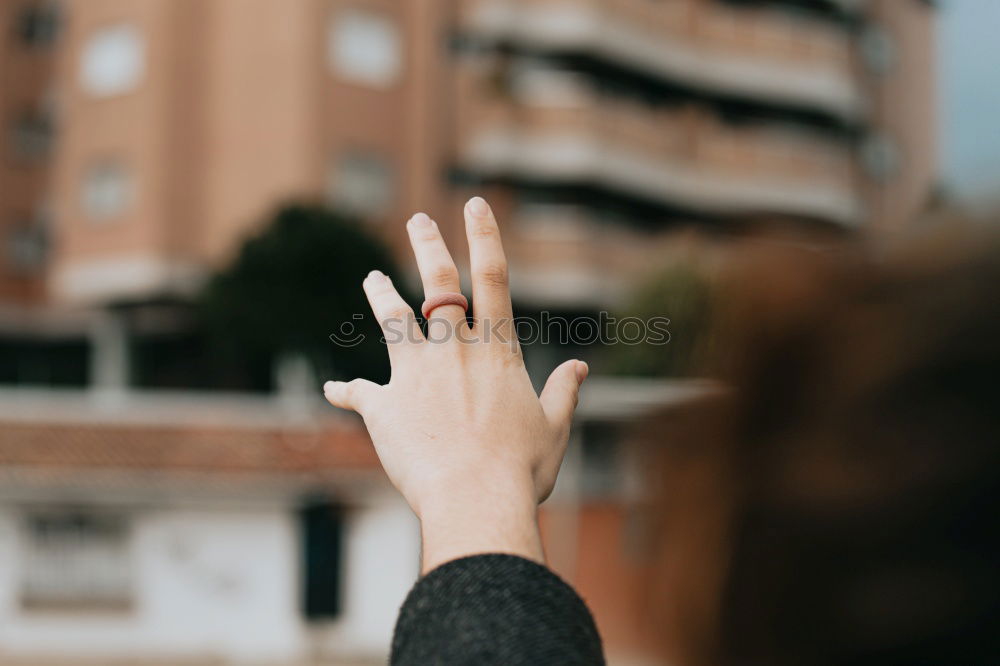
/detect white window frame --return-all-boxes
[79,24,146,98]
[326,151,395,219]
[20,510,134,612]
[327,9,402,88]
[82,161,134,222]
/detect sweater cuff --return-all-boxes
[391,553,605,665]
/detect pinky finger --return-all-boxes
[324,378,380,414]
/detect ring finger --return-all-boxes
[406,213,468,340]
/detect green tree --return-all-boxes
[200,203,408,386]
[606,261,714,378]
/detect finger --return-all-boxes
[324,378,380,414]
[362,270,424,361]
[539,360,589,434]
[406,213,468,337]
[464,197,514,335]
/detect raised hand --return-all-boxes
[324,197,588,572]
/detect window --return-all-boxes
[300,501,344,619]
[7,220,48,275]
[326,152,395,218]
[861,133,900,181]
[80,24,145,97]
[860,24,896,75]
[82,162,133,221]
[9,109,54,160]
[327,10,402,87]
[14,1,61,47]
[580,421,623,497]
[21,511,133,611]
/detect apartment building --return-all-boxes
[1,0,936,311]
[0,0,936,663]
[0,0,939,395]
[0,0,58,306]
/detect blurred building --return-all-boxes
[0,0,937,313]
[0,389,419,665]
[0,0,937,664]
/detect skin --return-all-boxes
[324,197,588,574]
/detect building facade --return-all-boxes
[0,0,937,314]
[0,389,420,665]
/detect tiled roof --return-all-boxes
[0,378,719,484]
[0,390,379,485]
[0,421,378,477]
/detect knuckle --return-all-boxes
[476,262,508,288]
[568,384,580,408]
[429,265,459,288]
[383,303,411,321]
[496,343,523,365]
[469,223,497,240]
[367,282,396,302]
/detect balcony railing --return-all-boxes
[460,0,863,122]
[503,204,674,306]
[457,75,862,226]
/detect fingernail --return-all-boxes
[366,270,386,283]
[467,197,490,217]
[323,381,335,393]
[409,212,432,227]
[575,361,589,384]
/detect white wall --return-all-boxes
[0,489,421,664]
[310,491,421,660]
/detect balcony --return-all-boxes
[457,71,862,227]
[460,0,863,122]
[502,205,678,307]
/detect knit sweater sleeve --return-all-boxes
[390,553,605,666]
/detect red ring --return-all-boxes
[421,293,469,319]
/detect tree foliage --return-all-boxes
[200,203,407,385]
[606,261,714,378]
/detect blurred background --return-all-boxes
[0,0,993,664]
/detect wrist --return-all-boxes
[415,473,544,574]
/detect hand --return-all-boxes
[323,197,588,572]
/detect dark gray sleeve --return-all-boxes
[390,553,605,666]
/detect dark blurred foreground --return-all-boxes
[629,226,1000,665]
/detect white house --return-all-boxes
[0,388,421,666]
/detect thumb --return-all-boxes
[539,360,588,433]
[324,378,379,414]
